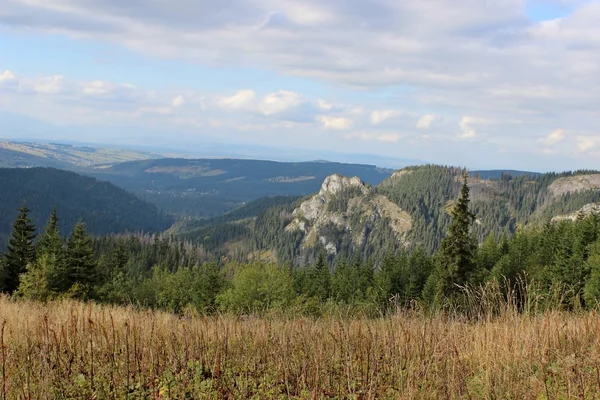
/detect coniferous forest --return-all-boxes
[3,173,600,316]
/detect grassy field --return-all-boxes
[1,297,600,399]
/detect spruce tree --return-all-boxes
[308,253,331,301]
[428,174,478,303]
[66,221,97,299]
[36,209,68,293]
[4,203,36,293]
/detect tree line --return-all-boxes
[2,175,600,315]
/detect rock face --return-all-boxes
[319,174,369,196]
[549,174,600,197]
[552,203,600,222]
[286,174,412,254]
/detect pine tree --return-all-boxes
[4,203,36,294]
[36,209,68,293]
[66,221,98,299]
[308,253,331,301]
[429,174,478,303]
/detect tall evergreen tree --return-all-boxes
[4,203,36,293]
[426,174,478,304]
[307,252,331,301]
[66,221,98,299]
[36,209,68,292]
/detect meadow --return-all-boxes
[1,296,600,399]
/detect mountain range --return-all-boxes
[2,140,599,266]
[175,165,600,265]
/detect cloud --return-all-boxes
[216,90,255,110]
[258,90,301,115]
[416,114,440,129]
[538,129,566,146]
[82,81,111,95]
[172,95,185,107]
[458,116,483,140]
[0,70,16,83]
[317,115,353,130]
[370,110,399,125]
[316,100,334,111]
[33,75,65,94]
[344,131,404,143]
[576,136,598,153]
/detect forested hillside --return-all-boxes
[177,165,600,265]
[0,168,172,248]
[4,191,600,316]
[91,158,393,218]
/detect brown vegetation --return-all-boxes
[1,297,600,399]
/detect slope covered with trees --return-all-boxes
[176,165,600,265]
[90,158,393,218]
[0,168,172,248]
[4,183,600,316]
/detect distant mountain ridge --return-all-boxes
[89,158,396,218]
[0,141,162,168]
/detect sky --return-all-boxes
[1,0,599,171]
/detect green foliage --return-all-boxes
[429,175,479,304]
[4,203,36,293]
[66,221,98,299]
[331,258,374,304]
[18,256,55,301]
[7,196,600,316]
[0,167,172,249]
[217,263,295,313]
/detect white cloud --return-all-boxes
[317,115,353,130]
[458,116,492,140]
[258,90,301,115]
[34,75,64,94]
[278,2,335,25]
[538,129,566,147]
[316,100,334,111]
[344,131,403,142]
[370,110,399,125]
[0,70,16,83]
[577,136,598,153]
[172,95,185,107]
[83,81,110,95]
[216,90,255,110]
[417,114,440,129]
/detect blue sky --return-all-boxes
[1,0,599,170]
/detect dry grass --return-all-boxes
[1,297,600,399]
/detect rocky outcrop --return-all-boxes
[549,174,600,198]
[285,174,412,254]
[552,203,600,222]
[319,174,369,196]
